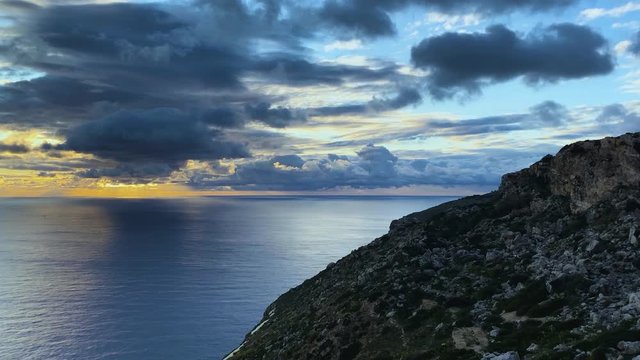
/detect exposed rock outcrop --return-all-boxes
[227,133,640,360]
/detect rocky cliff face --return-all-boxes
[226,133,640,360]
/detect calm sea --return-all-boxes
[0,196,455,359]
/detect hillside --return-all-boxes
[226,133,640,360]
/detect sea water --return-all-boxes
[0,196,455,359]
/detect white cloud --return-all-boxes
[404,11,480,35]
[621,69,640,95]
[323,39,363,52]
[612,20,640,29]
[615,40,632,55]
[425,12,481,31]
[580,2,640,20]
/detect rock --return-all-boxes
[483,351,521,360]
[586,239,600,252]
[452,327,488,352]
[486,250,500,262]
[630,226,638,245]
[629,292,640,311]
[419,299,438,311]
[554,344,570,352]
[527,343,539,352]
[500,133,640,212]
[618,341,640,355]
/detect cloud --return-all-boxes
[244,103,307,128]
[1,0,38,10]
[0,0,621,191]
[0,142,29,154]
[529,100,572,126]
[188,144,547,191]
[317,0,577,38]
[325,100,572,147]
[78,163,177,179]
[594,103,640,134]
[0,3,248,125]
[320,1,396,38]
[370,87,423,111]
[631,31,640,55]
[0,1,408,128]
[312,87,422,116]
[323,39,363,52]
[615,40,633,55]
[356,144,398,178]
[59,108,250,164]
[411,24,613,99]
[424,12,482,31]
[0,76,138,125]
[272,155,305,168]
[252,56,401,86]
[580,2,640,20]
[427,101,571,135]
[197,107,245,128]
[0,0,420,189]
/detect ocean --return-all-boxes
[0,196,455,359]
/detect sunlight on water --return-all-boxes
[0,196,455,359]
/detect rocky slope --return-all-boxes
[226,133,640,360]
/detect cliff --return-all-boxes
[226,133,640,360]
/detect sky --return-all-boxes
[0,0,638,197]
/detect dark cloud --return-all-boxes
[369,87,422,111]
[594,103,640,134]
[245,103,307,128]
[321,1,395,38]
[0,3,250,126]
[197,107,245,128]
[0,0,417,185]
[0,76,143,127]
[328,153,348,161]
[33,3,184,57]
[312,87,422,116]
[252,57,401,86]
[271,155,306,168]
[411,24,613,99]
[356,144,397,178]
[241,87,421,125]
[0,142,29,153]
[424,0,577,12]
[630,31,640,56]
[1,0,38,10]
[312,104,368,117]
[596,104,629,123]
[0,1,409,130]
[529,100,572,126]
[0,76,136,110]
[59,108,249,163]
[78,163,177,179]
[318,0,577,38]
